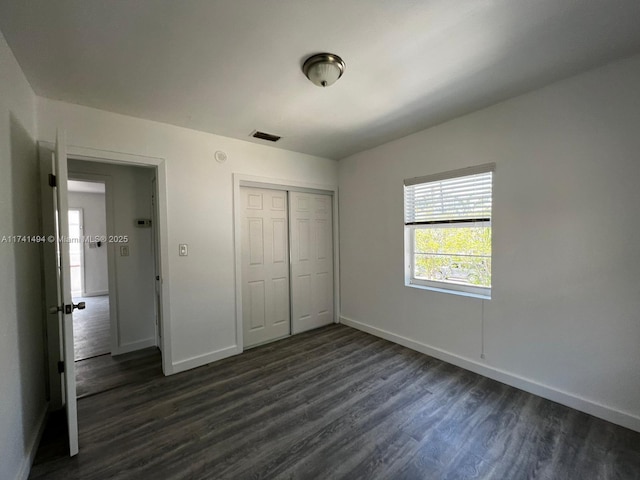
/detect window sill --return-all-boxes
[405,281,491,300]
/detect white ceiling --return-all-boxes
[1,1,640,160]
[68,180,105,194]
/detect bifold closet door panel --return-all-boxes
[289,192,334,334]
[241,187,290,347]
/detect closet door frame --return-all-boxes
[233,174,339,352]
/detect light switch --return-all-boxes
[120,246,130,256]
[179,244,188,256]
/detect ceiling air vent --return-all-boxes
[251,130,281,142]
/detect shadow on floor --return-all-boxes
[32,348,163,474]
[76,348,162,398]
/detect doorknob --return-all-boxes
[49,302,86,314]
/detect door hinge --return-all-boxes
[48,174,57,187]
[57,361,65,374]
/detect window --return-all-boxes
[404,164,494,298]
[68,208,84,296]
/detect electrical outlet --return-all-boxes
[179,244,188,256]
[120,245,129,256]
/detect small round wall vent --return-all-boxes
[215,151,227,163]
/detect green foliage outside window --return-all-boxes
[414,226,491,287]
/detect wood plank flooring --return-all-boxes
[30,325,640,480]
[75,347,162,398]
[73,295,110,361]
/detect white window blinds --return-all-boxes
[404,164,494,225]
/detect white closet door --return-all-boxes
[290,192,334,334]
[241,187,290,347]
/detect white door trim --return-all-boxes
[39,141,174,376]
[232,174,340,353]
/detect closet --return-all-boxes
[240,187,334,348]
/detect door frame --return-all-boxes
[233,174,340,352]
[151,176,163,350]
[39,142,174,408]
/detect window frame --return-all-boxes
[404,164,494,299]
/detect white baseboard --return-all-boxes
[17,401,48,480]
[81,290,108,297]
[113,337,157,355]
[171,345,241,375]
[340,316,640,433]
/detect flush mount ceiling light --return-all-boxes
[302,53,346,87]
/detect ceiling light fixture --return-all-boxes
[302,53,346,88]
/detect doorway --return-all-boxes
[239,185,335,348]
[39,139,172,456]
[67,160,161,399]
[66,178,117,401]
[67,180,111,368]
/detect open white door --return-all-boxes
[47,130,80,456]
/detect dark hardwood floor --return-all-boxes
[75,347,162,398]
[31,325,640,480]
[73,295,110,361]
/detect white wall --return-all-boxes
[0,30,47,480]
[68,191,109,296]
[339,54,640,431]
[68,161,156,352]
[38,99,338,372]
